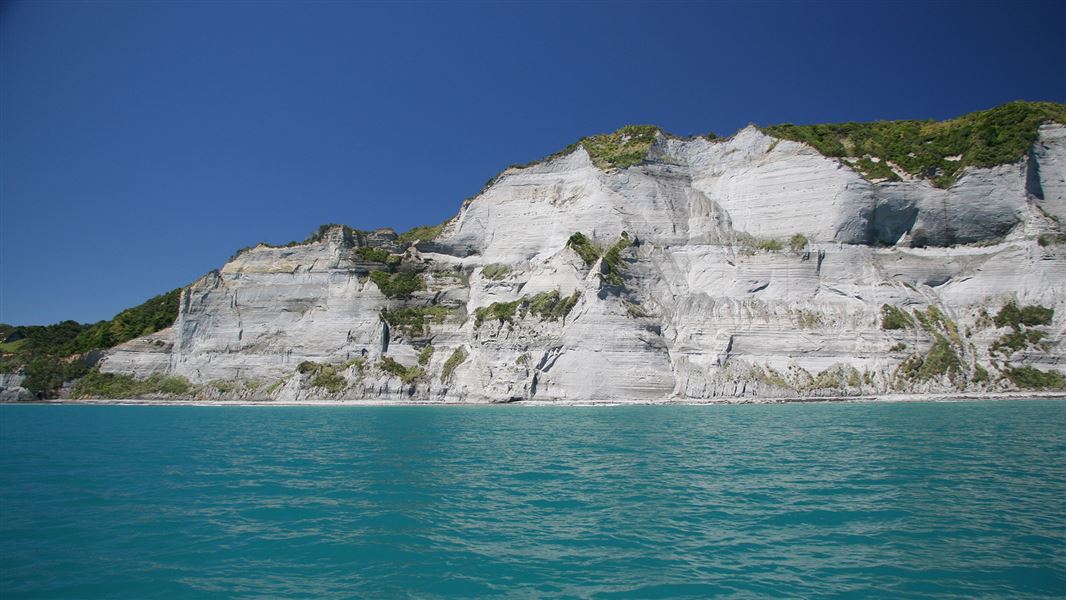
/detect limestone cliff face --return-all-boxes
[98,124,1066,402]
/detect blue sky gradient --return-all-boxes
[2,0,1064,325]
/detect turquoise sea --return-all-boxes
[1,401,1064,598]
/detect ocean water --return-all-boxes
[1,402,1064,599]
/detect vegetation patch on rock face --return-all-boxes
[296,360,348,393]
[735,233,785,255]
[480,263,511,280]
[600,233,631,287]
[440,347,467,383]
[788,233,808,254]
[624,301,650,318]
[418,345,434,366]
[474,290,581,328]
[369,271,425,299]
[812,365,862,391]
[382,306,453,338]
[354,246,398,264]
[1005,366,1065,390]
[762,101,1066,187]
[991,329,1048,356]
[891,305,967,386]
[567,232,601,266]
[913,306,961,344]
[916,337,963,381]
[1038,232,1066,247]
[881,304,915,330]
[757,238,783,252]
[379,356,424,384]
[396,222,447,245]
[473,299,523,327]
[994,301,1054,329]
[71,370,192,399]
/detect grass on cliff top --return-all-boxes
[397,222,447,245]
[525,125,660,171]
[762,101,1066,187]
[1,288,182,394]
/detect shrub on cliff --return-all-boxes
[567,232,600,266]
[369,271,425,299]
[71,370,192,399]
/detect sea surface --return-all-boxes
[1,401,1065,599]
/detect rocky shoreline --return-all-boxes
[5,391,1064,407]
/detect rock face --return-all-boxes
[98,124,1066,402]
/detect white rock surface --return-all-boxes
[98,125,1066,401]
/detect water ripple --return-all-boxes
[2,401,1065,598]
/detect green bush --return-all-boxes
[369,271,425,298]
[474,299,522,327]
[757,238,783,252]
[311,370,346,393]
[578,125,659,169]
[852,157,900,181]
[294,361,348,393]
[991,329,1047,356]
[440,347,467,383]
[601,233,631,286]
[1005,367,1065,390]
[481,263,511,280]
[995,301,1054,329]
[1020,305,1054,326]
[379,356,424,384]
[527,290,581,321]
[474,290,581,328]
[381,306,453,338]
[881,305,914,330]
[355,246,392,263]
[788,233,808,253]
[397,222,447,244]
[566,232,601,265]
[916,337,962,381]
[418,344,434,366]
[71,371,193,399]
[763,101,1066,188]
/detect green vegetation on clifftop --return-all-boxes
[762,101,1066,187]
[1,289,182,394]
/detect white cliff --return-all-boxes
[97,120,1066,402]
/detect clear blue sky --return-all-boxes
[2,0,1064,326]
